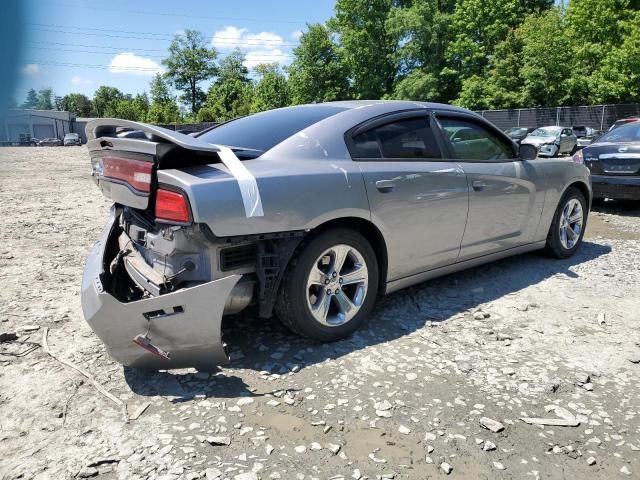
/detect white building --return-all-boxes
[0,109,77,144]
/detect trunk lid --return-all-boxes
[584,142,640,176]
[87,119,223,210]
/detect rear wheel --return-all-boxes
[545,187,587,258]
[275,229,379,342]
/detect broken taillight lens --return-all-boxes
[102,156,153,193]
[155,188,191,223]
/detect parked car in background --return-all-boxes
[38,138,63,147]
[521,126,577,156]
[575,120,640,201]
[63,132,81,146]
[81,101,591,370]
[575,128,602,150]
[504,126,535,144]
[29,137,41,146]
[609,117,640,131]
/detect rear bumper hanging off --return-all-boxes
[80,211,240,370]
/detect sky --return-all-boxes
[14,0,336,104]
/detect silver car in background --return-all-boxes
[81,101,591,370]
[521,126,578,156]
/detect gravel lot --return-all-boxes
[1,146,640,480]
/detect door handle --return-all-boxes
[375,179,396,193]
[472,180,487,191]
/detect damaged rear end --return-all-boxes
[81,120,258,370]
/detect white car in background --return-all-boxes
[521,126,577,157]
[63,132,81,146]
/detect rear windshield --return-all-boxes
[198,105,348,153]
[597,122,640,143]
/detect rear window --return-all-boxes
[198,105,348,153]
[597,122,640,143]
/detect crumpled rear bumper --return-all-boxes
[80,211,240,370]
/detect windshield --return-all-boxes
[531,127,561,137]
[505,127,527,135]
[198,105,348,154]
[65,133,78,138]
[597,122,640,143]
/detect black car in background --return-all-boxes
[504,126,535,144]
[574,121,640,201]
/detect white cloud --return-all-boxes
[21,64,40,76]
[71,76,92,85]
[108,52,165,76]
[291,30,303,41]
[212,25,290,67]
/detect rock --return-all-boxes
[327,443,341,454]
[207,436,231,446]
[575,373,590,384]
[294,445,306,453]
[205,468,223,479]
[480,417,505,433]
[19,325,40,332]
[493,462,506,470]
[375,400,392,411]
[266,444,274,455]
[0,332,18,343]
[440,462,452,474]
[628,355,640,364]
[620,466,632,476]
[398,425,411,435]
[310,442,322,451]
[583,383,594,391]
[424,432,437,441]
[473,312,487,320]
[234,473,258,480]
[376,409,392,418]
[405,372,418,381]
[427,445,434,453]
[425,456,434,464]
[78,467,98,478]
[586,457,596,466]
[483,441,497,451]
[597,312,606,324]
[236,397,254,406]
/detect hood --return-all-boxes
[522,135,558,146]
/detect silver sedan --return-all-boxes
[81,101,591,370]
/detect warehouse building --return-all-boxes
[0,109,77,145]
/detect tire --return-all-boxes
[545,187,587,258]
[275,228,379,342]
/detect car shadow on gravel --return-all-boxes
[124,240,611,400]
[592,199,640,217]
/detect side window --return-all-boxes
[439,117,517,161]
[351,117,441,160]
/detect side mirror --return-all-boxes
[519,143,538,160]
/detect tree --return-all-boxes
[93,86,123,117]
[330,0,396,99]
[111,93,148,121]
[162,29,218,114]
[21,88,38,109]
[59,93,94,117]
[199,49,253,122]
[36,88,54,110]
[147,74,180,123]
[287,23,350,104]
[251,64,290,113]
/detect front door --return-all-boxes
[348,112,469,280]
[435,114,545,260]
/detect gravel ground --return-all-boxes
[1,146,639,480]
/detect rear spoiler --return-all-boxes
[86,119,263,218]
[85,118,221,154]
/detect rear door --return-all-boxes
[348,111,469,280]
[434,113,545,260]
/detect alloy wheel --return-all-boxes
[559,198,584,249]
[305,244,369,326]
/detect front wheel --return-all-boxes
[545,187,587,258]
[275,229,379,342]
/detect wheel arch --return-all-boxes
[563,179,592,207]
[301,217,389,295]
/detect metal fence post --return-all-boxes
[556,107,560,126]
[517,109,521,127]
[600,105,606,131]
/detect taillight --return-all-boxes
[102,156,153,193]
[155,188,190,223]
[572,149,584,164]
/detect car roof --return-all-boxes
[320,99,472,114]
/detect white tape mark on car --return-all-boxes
[215,145,264,218]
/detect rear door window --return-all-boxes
[351,117,442,160]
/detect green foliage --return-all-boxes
[330,0,396,99]
[147,74,180,123]
[59,93,93,117]
[21,88,39,109]
[199,50,253,122]
[36,88,54,110]
[162,29,218,114]
[287,23,351,104]
[93,86,123,117]
[251,64,290,113]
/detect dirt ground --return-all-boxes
[1,146,639,480]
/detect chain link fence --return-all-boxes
[476,103,640,131]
